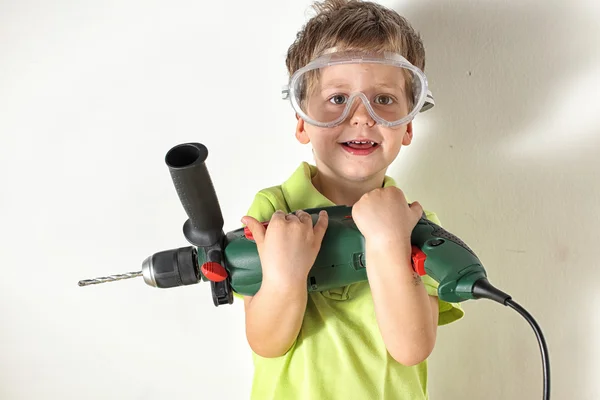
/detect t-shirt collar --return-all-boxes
[281,162,397,211]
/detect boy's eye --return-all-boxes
[329,95,347,105]
[374,95,394,105]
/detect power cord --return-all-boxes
[473,278,550,400]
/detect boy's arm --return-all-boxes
[352,188,445,366]
[243,278,307,358]
[239,192,327,358]
[241,193,305,358]
[366,240,439,366]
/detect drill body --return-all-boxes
[206,205,486,303]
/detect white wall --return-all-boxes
[1,0,598,399]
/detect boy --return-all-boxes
[240,1,464,398]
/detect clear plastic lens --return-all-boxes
[291,61,425,127]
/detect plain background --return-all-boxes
[1,0,599,399]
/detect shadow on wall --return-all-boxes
[444,1,592,139]
[393,0,600,177]
[387,1,600,400]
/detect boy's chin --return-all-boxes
[314,151,392,181]
[334,162,388,182]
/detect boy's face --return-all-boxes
[295,63,414,182]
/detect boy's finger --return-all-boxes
[241,216,267,243]
[271,210,287,223]
[312,210,329,241]
[295,210,312,224]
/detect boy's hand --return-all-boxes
[241,210,329,288]
[352,187,423,249]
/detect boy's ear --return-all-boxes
[295,116,311,144]
[402,122,414,145]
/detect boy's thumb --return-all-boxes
[409,201,424,219]
[241,216,266,242]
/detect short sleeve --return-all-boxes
[421,210,465,326]
[245,192,278,223]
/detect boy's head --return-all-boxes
[284,0,429,183]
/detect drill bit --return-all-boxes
[78,271,142,287]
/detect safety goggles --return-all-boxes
[282,50,434,128]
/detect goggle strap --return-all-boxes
[421,89,435,112]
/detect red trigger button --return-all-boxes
[411,246,427,276]
[201,262,228,282]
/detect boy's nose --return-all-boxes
[349,98,376,127]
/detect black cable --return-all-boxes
[505,298,550,400]
[472,278,550,400]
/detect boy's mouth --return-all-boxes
[339,139,380,156]
[341,140,379,150]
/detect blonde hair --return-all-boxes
[286,0,425,109]
[286,0,426,75]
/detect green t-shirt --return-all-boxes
[241,162,464,400]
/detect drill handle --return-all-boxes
[165,142,224,247]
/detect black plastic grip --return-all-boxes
[165,142,224,247]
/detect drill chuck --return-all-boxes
[142,247,200,288]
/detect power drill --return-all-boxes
[79,142,551,399]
